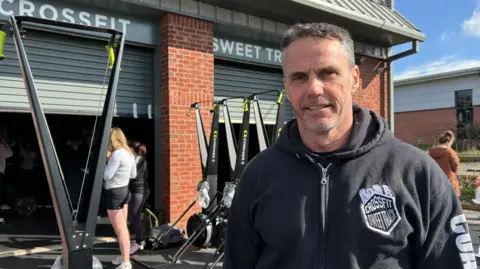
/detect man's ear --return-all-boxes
[351,65,360,94]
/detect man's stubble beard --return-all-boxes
[294,107,341,136]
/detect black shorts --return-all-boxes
[106,186,130,210]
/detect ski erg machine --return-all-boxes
[171,90,286,264]
[170,98,241,264]
[147,99,225,255]
[0,15,125,269]
[199,89,286,269]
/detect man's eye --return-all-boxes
[321,70,337,79]
[292,74,306,81]
[324,70,336,76]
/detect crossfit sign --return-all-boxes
[359,184,401,236]
[0,0,156,45]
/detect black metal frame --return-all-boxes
[170,97,242,264]
[204,102,222,210]
[250,90,286,151]
[200,90,285,268]
[2,15,125,269]
[149,100,223,254]
[232,97,251,183]
[199,97,252,268]
[201,240,225,269]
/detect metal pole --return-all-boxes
[7,15,124,269]
[83,31,126,248]
[9,15,77,266]
[251,95,269,151]
[271,90,286,144]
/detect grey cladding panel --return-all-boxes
[0,30,154,118]
[214,61,294,124]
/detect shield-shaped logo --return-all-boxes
[359,184,401,236]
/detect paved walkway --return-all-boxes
[0,242,221,269]
[1,210,480,268]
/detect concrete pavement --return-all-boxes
[0,242,221,269]
[2,210,480,268]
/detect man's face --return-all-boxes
[282,37,360,135]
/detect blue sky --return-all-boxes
[393,0,480,80]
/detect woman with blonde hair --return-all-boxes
[428,130,461,197]
[104,127,137,269]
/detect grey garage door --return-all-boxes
[214,59,294,125]
[0,29,154,118]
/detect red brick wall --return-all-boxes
[159,13,214,231]
[353,57,388,118]
[394,108,457,145]
[395,106,480,145]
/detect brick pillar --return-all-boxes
[159,14,214,231]
[353,56,388,118]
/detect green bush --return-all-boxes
[415,141,432,152]
[461,186,475,202]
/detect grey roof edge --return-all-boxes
[291,0,426,42]
[394,66,480,87]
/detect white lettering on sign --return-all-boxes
[213,37,282,65]
[0,0,14,16]
[0,0,131,35]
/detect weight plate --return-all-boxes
[186,213,211,248]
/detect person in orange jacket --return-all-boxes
[428,131,461,197]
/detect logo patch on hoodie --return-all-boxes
[359,184,401,236]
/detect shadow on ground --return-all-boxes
[0,242,222,269]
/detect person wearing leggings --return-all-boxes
[128,141,150,254]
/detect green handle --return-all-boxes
[0,30,7,61]
[105,45,115,69]
[276,92,283,104]
[243,99,249,111]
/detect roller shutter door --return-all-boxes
[0,29,154,118]
[214,59,294,124]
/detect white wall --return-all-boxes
[394,74,480,113]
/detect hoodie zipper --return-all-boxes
[305,155,332,269]
[318,162,331,269]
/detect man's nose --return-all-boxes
[306,76,325,96]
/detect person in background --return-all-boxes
[128,140,150,255]
[0,133,13,223]
[104,127,137,269]
[428,130,461,197]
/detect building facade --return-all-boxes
[0,0,425,229]
[394,67,480,146]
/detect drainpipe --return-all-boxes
[385,40,420,135]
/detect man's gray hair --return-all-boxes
[280,22,355,67]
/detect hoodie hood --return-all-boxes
[275,102,393,161]
[428,147,450,159]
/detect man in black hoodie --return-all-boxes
[223,22,477,269]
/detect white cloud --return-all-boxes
[462,1,480,36]
[394,54,480,80]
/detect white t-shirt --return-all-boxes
[103,148,137,190]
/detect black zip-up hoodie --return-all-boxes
[223,103,477,269]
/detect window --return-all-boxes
[455,89,473,139]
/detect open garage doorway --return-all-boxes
[0,111,154,255]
